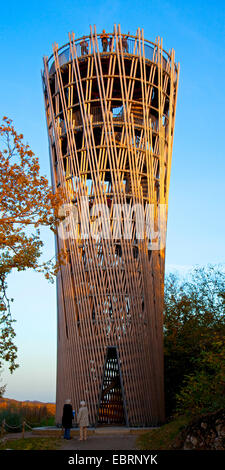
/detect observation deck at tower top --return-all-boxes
[47,32,174,75]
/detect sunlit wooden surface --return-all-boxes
[43,25,179,426]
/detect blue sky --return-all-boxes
[1,0,225,402]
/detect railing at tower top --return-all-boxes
[48,34,170,75]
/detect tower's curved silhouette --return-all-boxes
[43,25,179,426]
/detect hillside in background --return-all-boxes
[0,397,55,415]
[0,397,56,428]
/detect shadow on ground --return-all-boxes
[60,434,138,450]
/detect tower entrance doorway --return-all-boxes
[98,347,126,425]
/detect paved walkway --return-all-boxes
[2,431,139,450]
[60,434,138,450]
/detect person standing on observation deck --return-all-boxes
[101,29,108,52]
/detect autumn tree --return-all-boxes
[0,116,62,375]
[164,265,225,416]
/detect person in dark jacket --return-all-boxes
[62,399,74,439]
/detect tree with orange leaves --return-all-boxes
[0,116,62,378]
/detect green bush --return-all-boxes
[164,265,225,416]
[176,335,225,415]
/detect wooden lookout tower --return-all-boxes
[42,25,179,426]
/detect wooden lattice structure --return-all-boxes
[42,25,179,426]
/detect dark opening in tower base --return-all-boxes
[98,347,126,425]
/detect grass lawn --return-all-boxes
[0,437,61,450]
[136,415,190,450]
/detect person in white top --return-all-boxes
[77,400,89,441]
